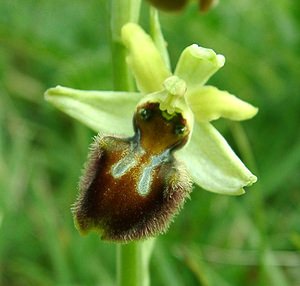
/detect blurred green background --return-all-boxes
[1,0,300,285]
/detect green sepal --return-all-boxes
[175,121,257,195]
[45,85,140,135]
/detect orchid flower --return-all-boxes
[45,23,257,241]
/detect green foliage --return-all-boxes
[0,0,299,285]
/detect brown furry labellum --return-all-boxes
[72,102,192,242]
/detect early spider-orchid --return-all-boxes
[45,23,257,242]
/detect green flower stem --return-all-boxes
[110,1,154,286]
[111,0,141,42]
[117,243,141,286]
[111,0,141,91]
[111,41,133,91]
[117,240,155,286]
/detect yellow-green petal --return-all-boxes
[188,86,258,122]
[121,23,171,94]
[45,85,140,135]
[175,122,257,195]
[175,44,225,92]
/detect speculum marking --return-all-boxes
[111,137,144,179]
[111,151,138,178]
[137,151,169,196]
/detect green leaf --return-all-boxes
[121,23,171,94]
[188,86,258,122]
[45,86,140,135]
[176,122,257,195]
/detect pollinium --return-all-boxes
[73,102,192,242]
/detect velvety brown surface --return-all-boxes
[73,103,192,242]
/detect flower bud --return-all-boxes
[199,0,219,12]
[72,102,192,242]
[146,0,188,11]
[146,0,218,12]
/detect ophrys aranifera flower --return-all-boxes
[74,98,192,241]
[45,23,258,242]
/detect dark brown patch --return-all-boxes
[134,102,190,153]
[199,0,217,12]
[146,0,188,11]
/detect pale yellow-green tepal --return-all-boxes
[45,23,258,195]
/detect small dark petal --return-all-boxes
[147,0,188,11]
